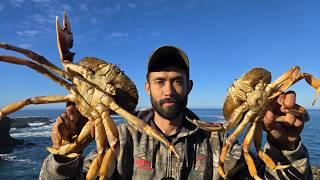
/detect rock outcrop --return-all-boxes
[11,116,51,128]
[0,116,50,153]
[0,116,24,153]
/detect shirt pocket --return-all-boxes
[188,169,212,180]
[132,165,155,180]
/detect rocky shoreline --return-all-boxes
[0,116,51,153]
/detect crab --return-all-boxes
[0,12,180,179]
[189,66,320,179]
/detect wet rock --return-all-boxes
[11,116,50,128]
[0,116,50,154]
[0,116,24,153]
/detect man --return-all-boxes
[39,46,312,179]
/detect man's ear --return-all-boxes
[145,81,151,96]
[187,80,193,94]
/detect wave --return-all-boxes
[199,115,225,119]
[0,154,35,163]
[28,122,46,127]
[10,123,54,138]
[9,115,50,119]
[9,118,124,138]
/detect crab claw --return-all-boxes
[186,117,225,131]
[268,66,303,99]
[56,11,75,62]
[303,73,320,105]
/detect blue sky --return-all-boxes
[0,0,320,109]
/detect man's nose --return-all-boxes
[163,82,175,97]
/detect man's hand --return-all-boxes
[263,91,309,151]
[51,103,87,150]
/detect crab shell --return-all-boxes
[78,57,139,113]
[223,68,271,121]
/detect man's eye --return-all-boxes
[155,81,164,85]
[174,80,183,84]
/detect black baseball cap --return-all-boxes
[147,45,190,79]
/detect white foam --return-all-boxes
[9,118,123,138]
[9,115,48,119]
[0,154,34,163]
[11,131,52,138]
[10,123,54,138]
[28,122,45,127]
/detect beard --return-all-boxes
[151,94,188,120]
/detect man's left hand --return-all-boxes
[263,91,309,151]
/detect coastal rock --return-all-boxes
[11,116,51,128]
[0,116,51,154]
[0,116,24,153]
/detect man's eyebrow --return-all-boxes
[152,77,166,81]
[172,76,183,80]
[152,77,184,83]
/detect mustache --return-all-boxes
[159,97,180,105]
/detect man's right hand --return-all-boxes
[51,103,87,149]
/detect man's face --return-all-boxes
[145,67,192,120]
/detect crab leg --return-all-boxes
[85,105,119,179]
[99,111,119,179]
[253,121,290,171]
[224,102,249,129]
[47,115,95,158]
[92,104,119,178]
[94,117,107,154]
[87,125,106,180]
[0,94,74,120]
[242,122,262,180]
[0,43,70,80]
[0,56,73,91]
[87,153,105,180]
[47,133,93,158]
[186,117,224,132]
[268,66,302,99]
[217,109,256,178]
[99,146,117,180]
[186,103,249,132]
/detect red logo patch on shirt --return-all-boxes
[134,158,153,171]
[196,155,207,161]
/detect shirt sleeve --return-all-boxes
[212,132,312,180]
[39,154,85,180]
[263,141,312,179]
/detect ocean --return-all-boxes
[0,108,319,179]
